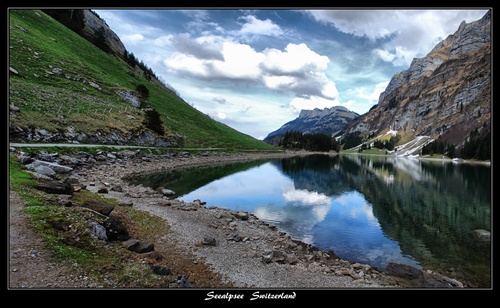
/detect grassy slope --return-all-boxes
[8,9,275,150]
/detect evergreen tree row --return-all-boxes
[279,131,340,152]
[422,127,490,160]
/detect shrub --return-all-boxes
[136,84,149,100]
[143,108,164,135]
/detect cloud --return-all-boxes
[260,43,337,99]
[213,96,227,104]
[238,15,284,36]
[261,43,329,76]
[356,81,389,105]
[165,40,340,105]
[153,35,173,47]
[165,37,343,118]
[121,33,145,45]
[306,10,399,41]
[340,99,357,113]
[165,40,264,80]
[374,48,396,62]
[240,105,252,113]
[171,33,225,61]
[283,189,332,205]
[215,112,227,120]
[305,9,488,67]
[342,81,389,114]
[288,96,341,114]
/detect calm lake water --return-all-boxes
[127,153,491,288]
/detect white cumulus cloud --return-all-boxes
[239,15,284,36]
[122,33,144,44]
[215,112,227,120]
[283,189,333,205]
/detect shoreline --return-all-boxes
[9,147,474,288]
[77,151,404,288]
[340,151,491,166]
[73,150,468,288]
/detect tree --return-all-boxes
[136,84,150,100]
[281,131,339,152]
[460,128,490,160]
[143,108,164,135]
[341,132,363,150]
[123,51,136,67]
[94,26,110,53]
[42,9,85,36]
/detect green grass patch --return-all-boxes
[340,148,389,155]
[360,148,388,155]
[9,154,36,191]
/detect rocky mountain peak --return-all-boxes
[263,106,359,146]
[341,10,491,156]
[380,10,491,104]
[298,106,353,118]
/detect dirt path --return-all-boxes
[8,190,94,289]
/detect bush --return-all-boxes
[136,84,149,100]
[143,108,164,135]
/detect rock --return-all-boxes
[177,275,192,288]
[159,188,175,197]
[385,262,423,281]
[202,236,217,246]
[18,155,34,165]
[90,222,108,240]
[150,265,171,276]
[82,199,115,215]
[385,262,465,288]
[102,217,129,241]
[29,159,74,174]
[234,211,249,220]
[473,229,490,241]
[123,239,154,253]
[36,178,73,195]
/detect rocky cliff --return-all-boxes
[263,106,359,146]
[341,10,491,154]
[81,10,127,58]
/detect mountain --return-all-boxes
[340,10,491,157]
[263,106,359,146]
[8,9,274,150]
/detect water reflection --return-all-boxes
[127,154,491,287]
[269,155,423,270]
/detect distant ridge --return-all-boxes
[263,105,359,146]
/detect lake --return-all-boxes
[127,153,491,288]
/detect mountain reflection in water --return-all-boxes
[127,154,491,288]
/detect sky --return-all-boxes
[93,8,489,140]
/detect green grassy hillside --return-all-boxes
[8,9,275,150]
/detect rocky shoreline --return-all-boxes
[10,147,468,288]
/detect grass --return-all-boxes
[341,148,388,155]
[9,9,275,150]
